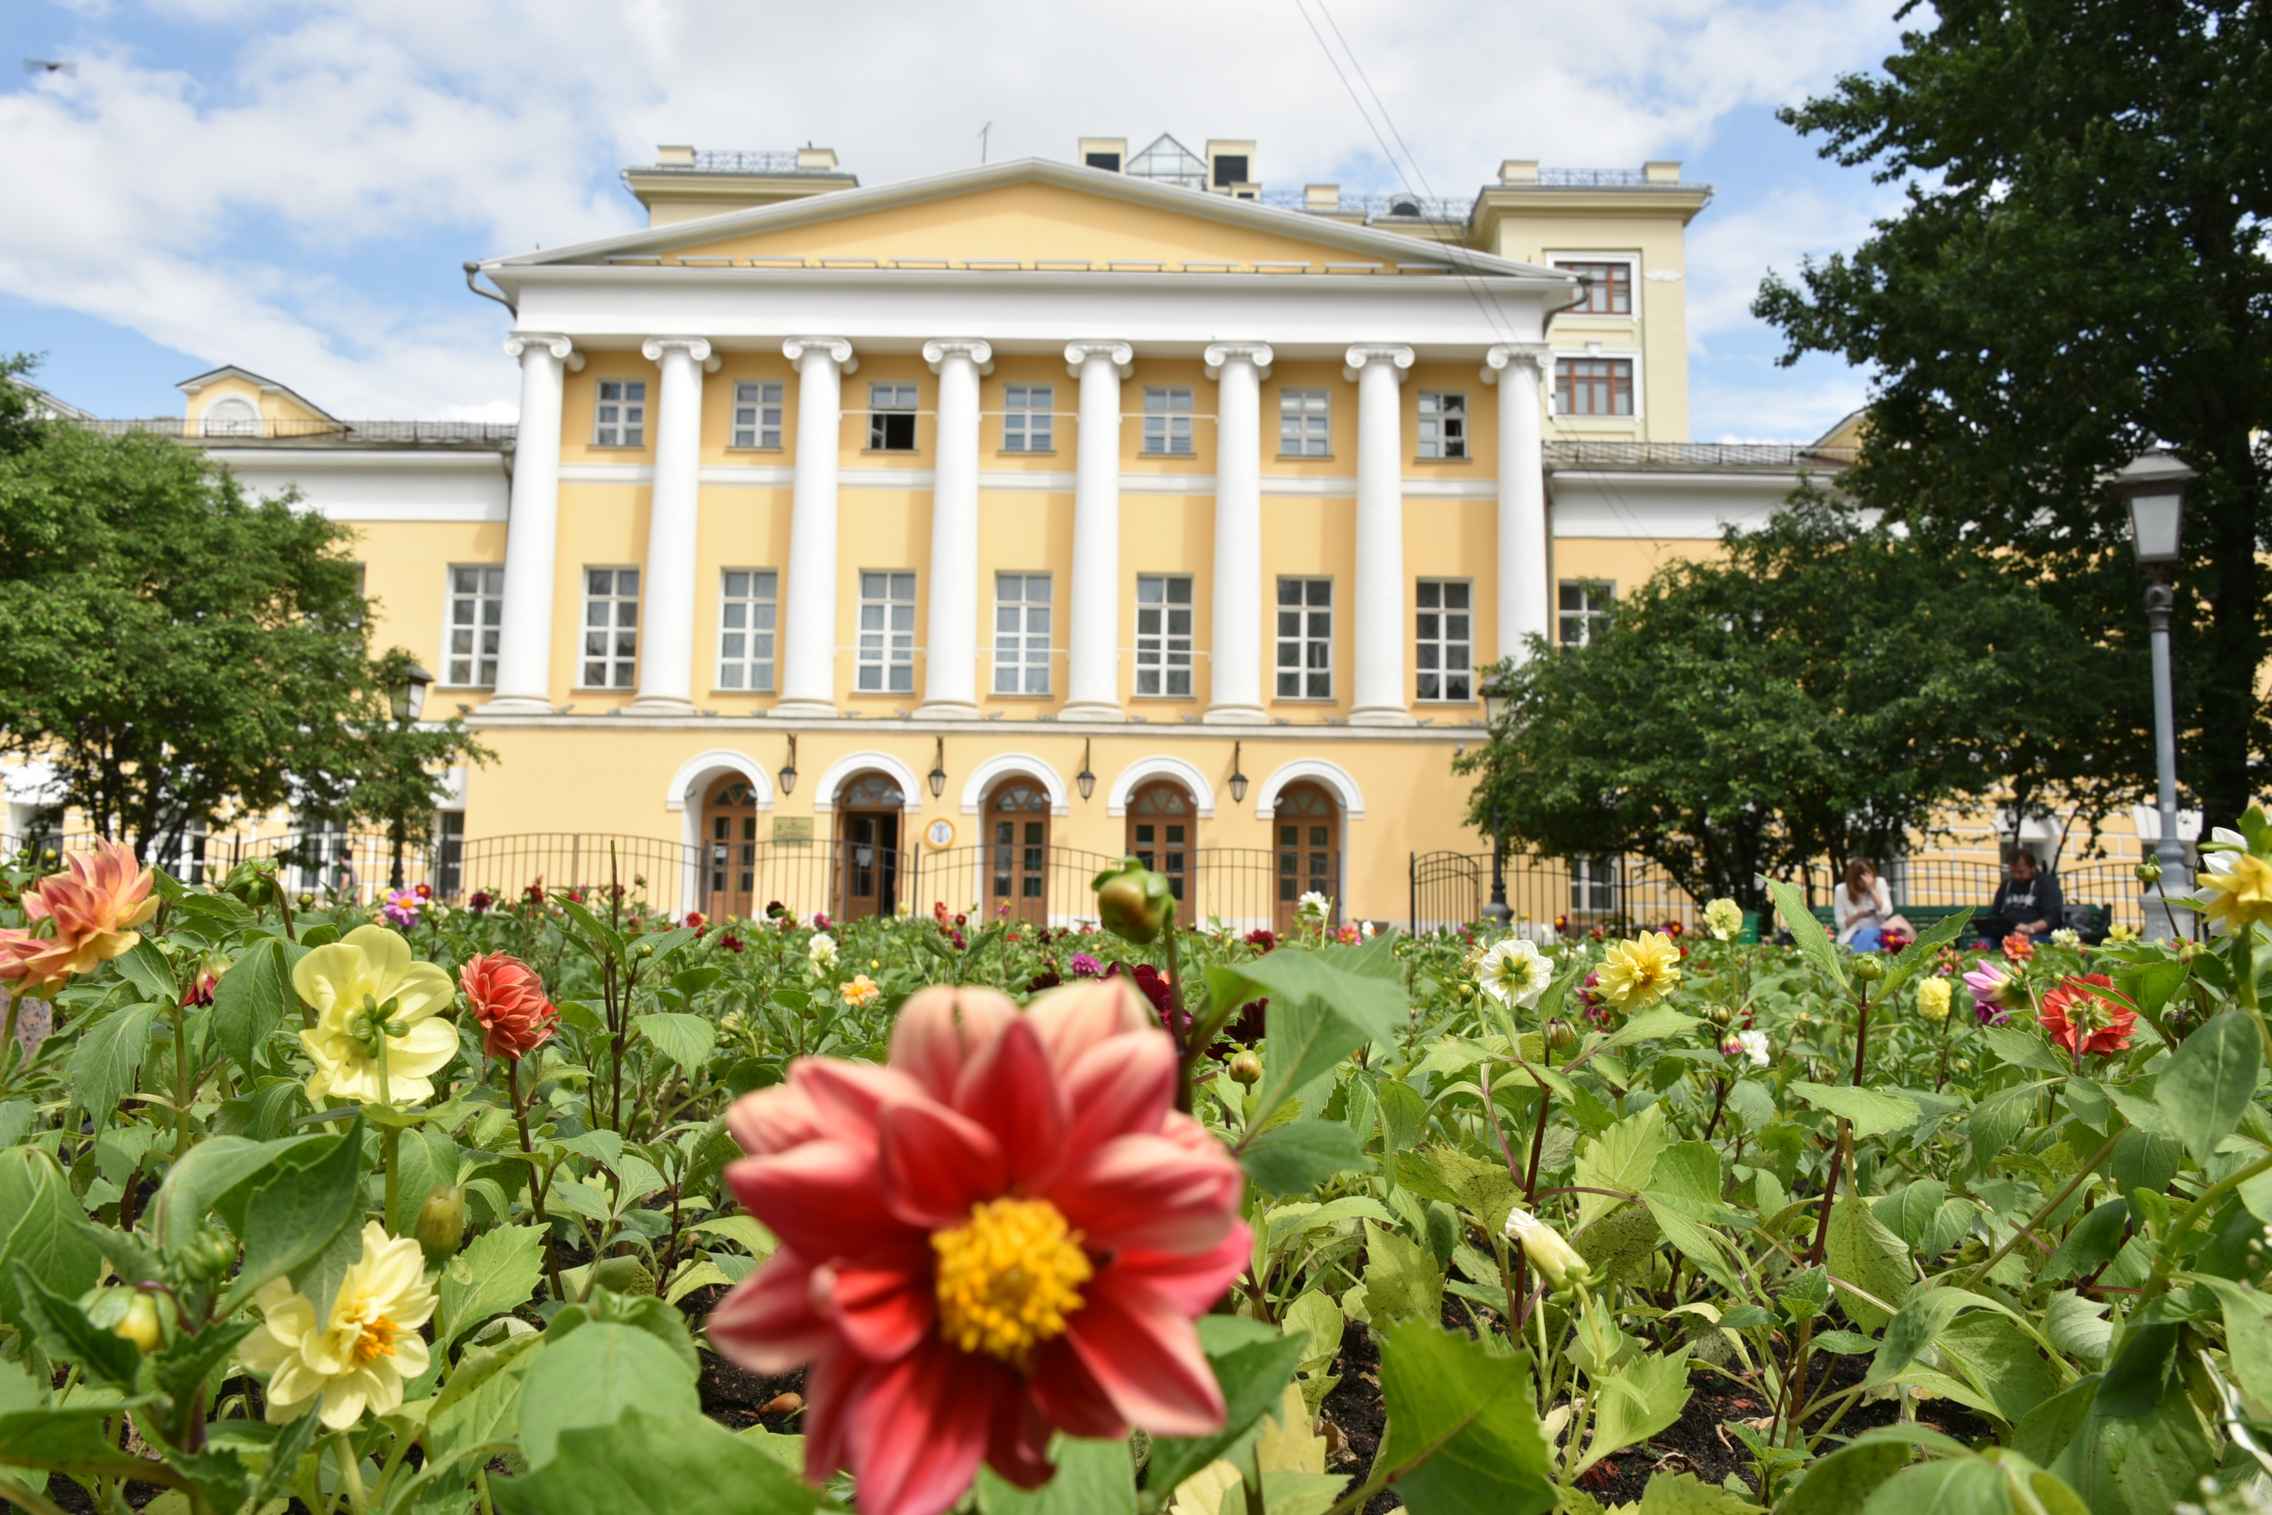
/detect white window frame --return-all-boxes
[441,563,505,689]
[1134,573,1195,697]
[1142,387,1195,456]
[1558,578,1615,647]
[1002,384,1054,453]
[433,809,467,900]
[1548,251,1642,321]
[1278,388,1331,457]
[200,396,261,437]
[593,379,646,448]
[1570,854,1618,915]
[992,572,1052,695]
[716,568,779,693]
[1417,391,1468,460]
[1415,578,1475,703]
[1273,577,1333,700]
[867,383,919,452]
[856,570,918,693]
[731,381,784,450]
[579,567,640,689]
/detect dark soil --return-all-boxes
[46,1475,167,1511]
[680,1283,808,1434]
[1318,1319,1397,1514]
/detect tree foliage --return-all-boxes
[0,366,487,861]
[1457,497,2098,907]
[1753,0,2271,827]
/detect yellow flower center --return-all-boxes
[932,1198,1093,1368]
[351,1312,400,1364]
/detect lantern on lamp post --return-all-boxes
[2111,448,2194,939]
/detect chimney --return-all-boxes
[1078,136,1128,173]
[1499,159,1540,185]
[1205,138,1257,196]
[1642,160,1682,184]
[1304,183,1340,211]
[796,146,840,172]
[656,144,695,167]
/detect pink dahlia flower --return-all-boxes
[708,980,1249,1515]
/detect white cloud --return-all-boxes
[1685,183,1901,354]
[7,0,1905,419]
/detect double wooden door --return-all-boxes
[1273,782,1340,934]
[985,780,1051,925]
[700,777,761,920]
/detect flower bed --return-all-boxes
[0,820,2268,1515]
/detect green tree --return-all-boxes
[1753,0,2271,828]
[1457,497,2099,908]
[0,404,487,864]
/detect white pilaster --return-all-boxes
[915,339,992,719]
[484,333,581,713]
[778,337,857,717]
[1484,344,1552,668]
[629,336,717,715]
[1061,341,1133,721]
[1203,342,1272,723]
[1344,344,1416,726]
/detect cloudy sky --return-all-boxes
[4,0,1909,442]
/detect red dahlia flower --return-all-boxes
[2037,973,2135,1057]
[708,981,1248,1515]
[459,952,559,1060]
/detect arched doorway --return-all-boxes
[1126,780,1196,908]
[835,770,905,920]
[1273,782,1340,933]
[984,778,1052,925]
[700,775,762,920]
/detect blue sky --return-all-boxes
[5,0,1903,440]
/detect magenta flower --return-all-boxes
[1067,953,1104,979]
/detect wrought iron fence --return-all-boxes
[75,418,517,446]
[1544,441,1858,472]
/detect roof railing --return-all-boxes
[74,418,519,445]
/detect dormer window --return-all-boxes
[1212,154,1249,187]
[201,397,260,437]
[1085,151,1122,172]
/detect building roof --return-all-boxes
[175,365,341,423]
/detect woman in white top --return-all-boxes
[1834,858,1913,951]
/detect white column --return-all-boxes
[1345,344,1416,726]
[915,338,992,719]
[1060,341,1132,721]
[1484,344,1552,666]
[1203,342,1273,722]
[484,333,581,713]
[629,337,717,715]
[778,337,857,717]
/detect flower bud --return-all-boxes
[296,891,315,910]
[1851,953,1885,983]
[115,1293,165,1353]
[1545,1019,1578,1053]
[1228,1051,1263,1086]
[1091,858,1176,946]
[184,1224,236,1280]
[415,1187,468,1261]
[1504,1206,1590,1290]
[1704,1003,1734,1027]
[2136,860,2163,887]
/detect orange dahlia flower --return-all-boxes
[708,980,1248,1515]
[2037,972,2135,1057]
[458,952,558,1060]
[0,841,158,996]
[2001,932,2036,962]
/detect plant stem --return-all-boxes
[2144,1147,2272,1298]
[1162,921,1198,1114]
[172,1005,193,1162]
[1961,1129,2122,1290]
[332,1433,368,1515]
[508,1059,566,1301]
[0,1482,75,1515]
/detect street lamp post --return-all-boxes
[388,662,433,891]
[2114,450,2194,939]
[1480,672,1513,926]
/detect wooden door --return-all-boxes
[1274,782,1340,933]
[1126,780,1195,907]
[835,771,904,920]
[984,780,1052,925]
[701,776,761,920]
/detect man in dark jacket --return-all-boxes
[1979,849,2063,950]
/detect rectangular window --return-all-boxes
[1134,574,1195,697]
[1274,577,1332,699]
[1571,855,1618,915]
[992,573,1052,695]
[1555,358,1636,417]
[1002,384,1054,452]
[580,567,640,688]
[443,565,504,688]
[1558,579,1614,647]
[593,379,646,447]
[717,569,779,692]
[856,571,917,693]
[1417,391,1467,459]
[434,810,465,900]
[731,381,784,449]
[868,383,918,451]
[1142,387,1194,456]
[1278,388,1330,457]
[1561,260,1634,315]
[1416,579,1474,701]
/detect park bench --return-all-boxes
[1805,900,2111,945]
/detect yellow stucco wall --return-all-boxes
[181,374,333,436]
[1490,210,1690,441]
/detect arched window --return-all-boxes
[1126,780,1196,902]
[1274,782,1340,932]
[200,397,260,437]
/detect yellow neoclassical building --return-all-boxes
[23,136,1977,930]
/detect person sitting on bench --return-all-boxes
[1835,858,1912,951]
[1980,849,2063,950]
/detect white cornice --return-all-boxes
[205,449,508,472]
[456,711,1485,740]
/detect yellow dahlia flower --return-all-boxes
[1702,897,1743,943]
[1594,931,1682,1013]
[2198,852,2272,935]
[238,1222,436,1429]
[293,925,458,1106]
[1915,976,1952,1024]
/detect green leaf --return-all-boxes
[1773,1437,1910,1514]
[1211,948,1405,1127]
[492,1407,818,1515]
[208,938,295,1070]
[10,1265,141,1386]
[114,941,176,1003]
[2043,1291,2112,1366]
[0,1148,105,1329]
[1873,908,1978,1005]
[1369,1323,1554,1515]
[438,1224,546,1355]
[426,1335,543,1466]
[1392,1146,1519,1235]
[2155,1010,2262,1167]
[1578,1348,1692,1474]
[153,1133,321,1256]
[1868,1287,2009,1387]
[0,1399,162,1480]
[977,1436,1136,1514]
[2195,1277,2272,1414]
[1603,1007,1701,1048]
[1575,1103,1668,1230]
[632,1013,716,1078]
[1141,1317,1305,1495]
[388,1126,461,1236]
[1360,1221,1442,1326]
[67,1001,157,1134]
[1823,1194,1911,1333]
[1240,1119,1367,1196]
[1629,1470,1763,1513]
[218,1122,365,1316]
[518,1323,700,1467]
[1767,879,1846,994]
[1788,1082,1922,1141]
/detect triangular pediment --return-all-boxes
[489,159,1569,282]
